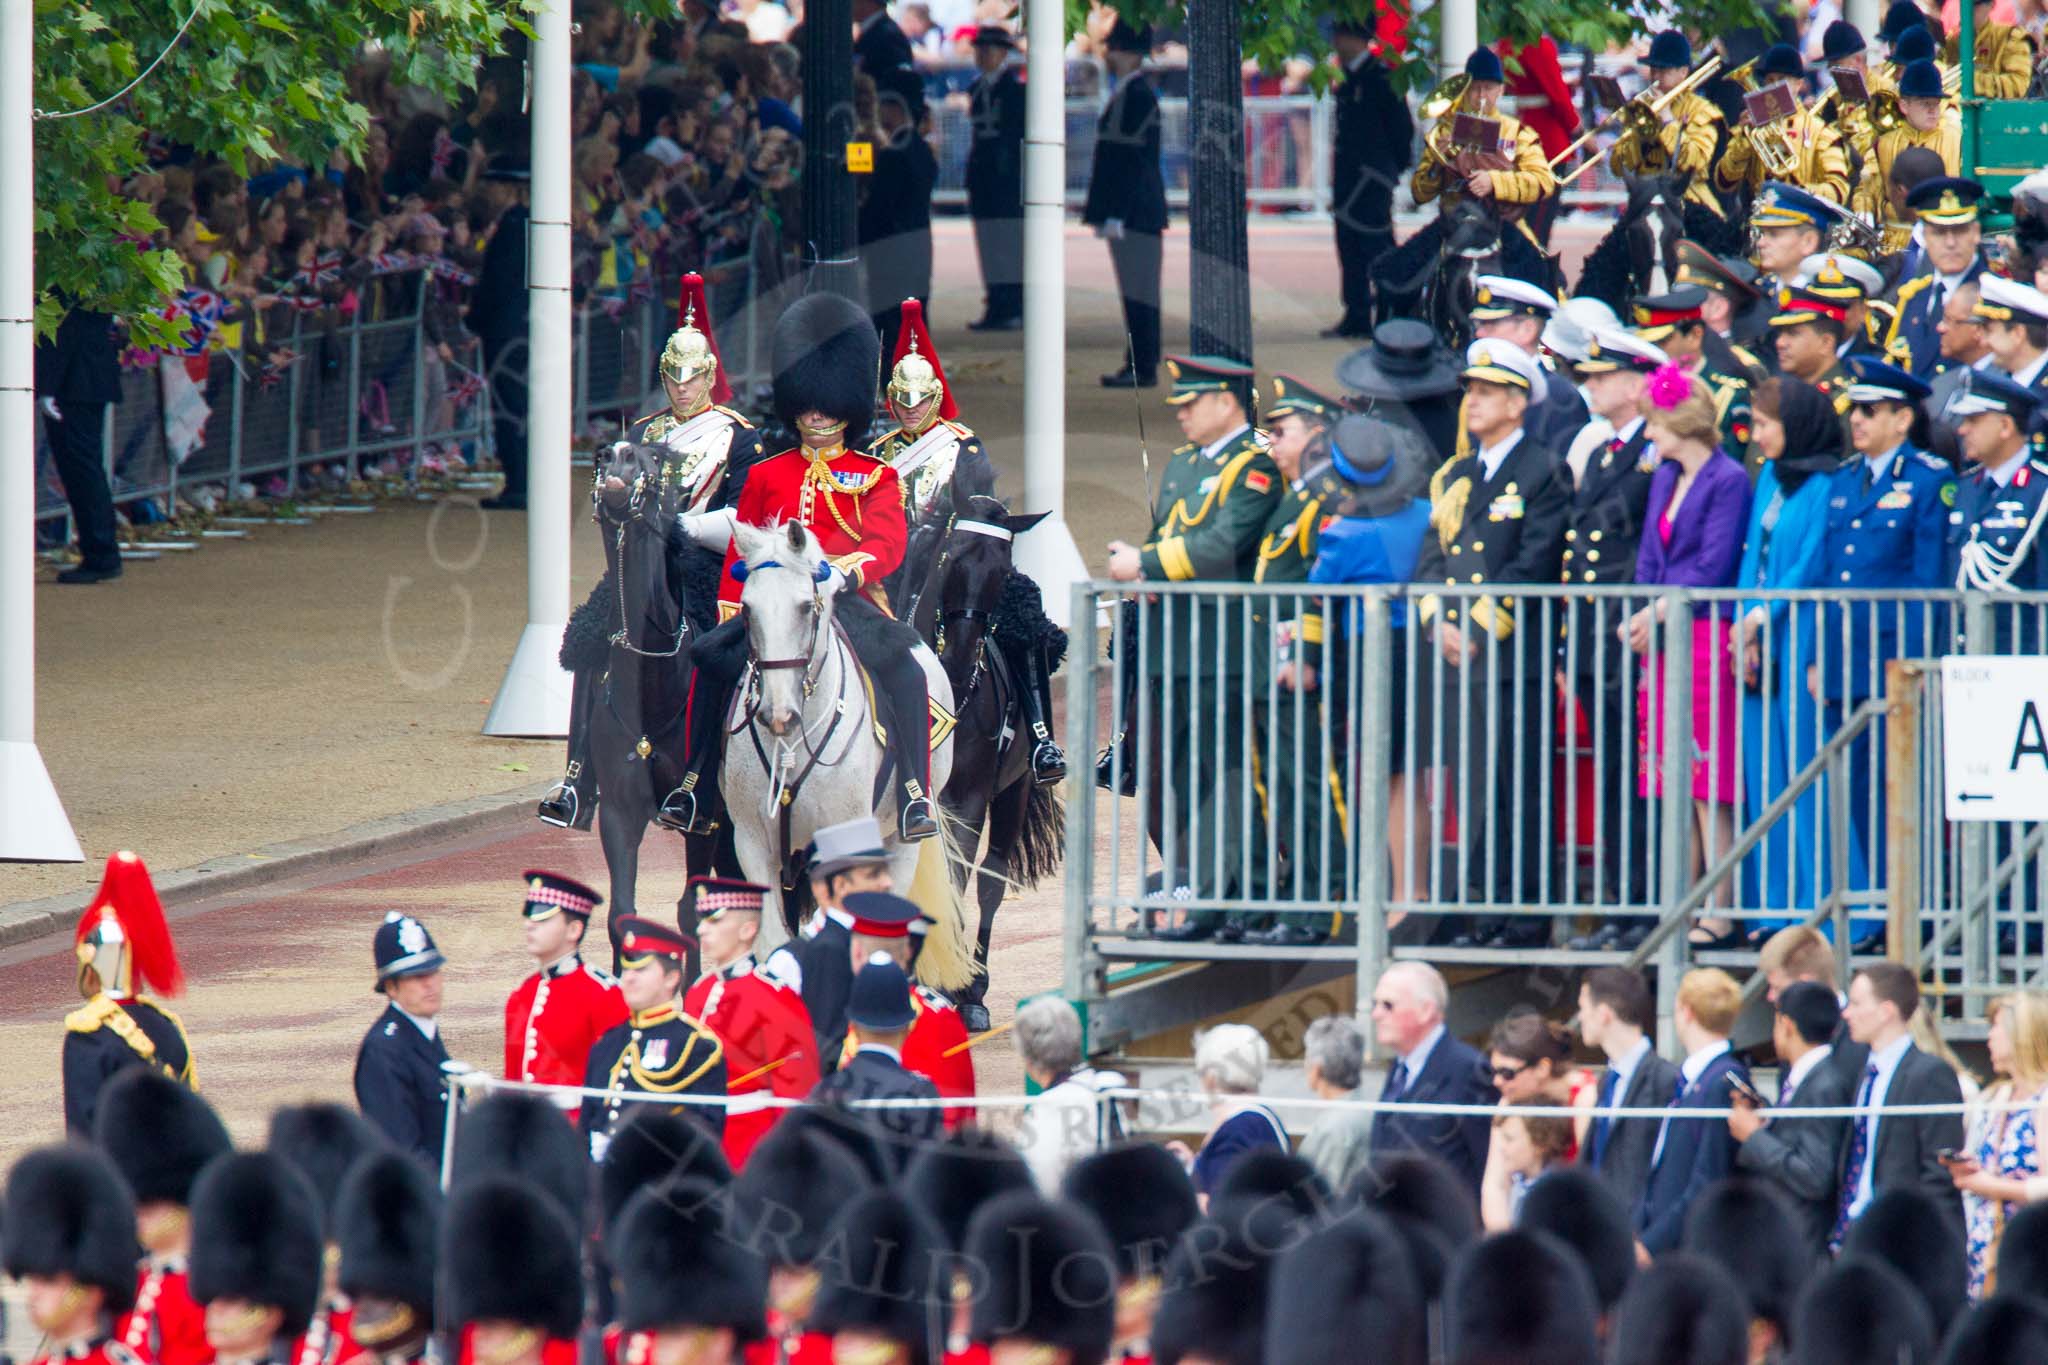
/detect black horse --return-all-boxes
[1372,196,1562,342]
[908,495,1066,1031]
[559,440,736,962]
[1575,171,1748,314]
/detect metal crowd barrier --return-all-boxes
[1063,581,2048,1044]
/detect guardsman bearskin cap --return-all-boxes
[1349,1152,1480,1301]
[1211,1149,1333,1221]
[449,1092,589,1233]
[966,1192,1117,1365]
[1262,1212,1424,1365]
[615,1175,767,1340]
[1151,1200,1296,1365]
[1444,1229,1599,1365]
[600,1108,731,1237]
[443,1177,583,1339]
[770,292,881,448]
[1840,1186,1969,1335]
[1681,1179,1811,1335]
[1791,1257,1936,1365]
[2,1146,142,1312]
[1941,1296,2048,1365]
[734,1120,874,1267]
[94,1067,232,1207]
[188,1153,325,1337]
[1060,1142,1199,1283]
[1517,1167,1637,1312]
[335,1153,441,1348]
[267,1103,388,1238]
[807,1191,948,1365]
[904,1128,1035,1256]
[1607,1254,1750,1365]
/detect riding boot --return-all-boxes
[656,671,731,836]
[1019,640,1067,787]
[874,651,938,842]
[539,670,599,829]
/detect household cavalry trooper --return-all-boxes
[1945,369,2048,652]
[1106,354,1282,943]
[501,870,625,1114]
[580,915,727,1156]
[62,850,196,1137]
[1886,177,1988,379]
[1715,43,1851,207]
[1851,59,1961,250]
[538,271,761,831]
[1631,284,1757,467]
[1611,30,1726,218]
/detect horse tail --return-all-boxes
[1009,783,1066,889]
[909,815,978,994]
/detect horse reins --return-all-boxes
[603,472,690,659]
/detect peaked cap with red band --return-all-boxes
[886,297,957,419]
[616,915,694,965]
[75,850,185,997]
[675,272,733,406]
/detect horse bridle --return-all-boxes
[928,518,1013,702]
[601,470,690,659]
[738,559,833,706]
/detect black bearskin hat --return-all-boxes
[1608,1254,1749,1365]
[267,1103,387,1237]
[1791,1257,1936,1365]
[188,1153,325,1337]
[1151,1199,1299,1365]
[599,1109,731,1237]
[1840,1186,1969,1336]
[450,1092,589,1232]
[1999,1202,2048,1303]
[1212,1149,1334,1222]
[1262,1211,1424,1365]
[443,1177,583,1339]
[734,1122,873,1268]
[1682,1178,1811,1335]
[808,1191,947,1365]
[335,1153,441,1326]
[904,1128,1035,1256]
[2,1146,141,1311]
[93,1068,232,1207]
[1444,1230,1599,1365]
[1939,1295,2048,1365]
[966,1191,1117,1365]
[771,292,881,448]
[1518,1167,1637,1312]
[615,1176,766,1340]
[1349,1152,1481,1303]
[1060,1142,1199,1283]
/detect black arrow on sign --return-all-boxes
[1958,792,1995,802]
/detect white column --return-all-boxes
[484,0,574,737]
[0,0,82,861]
[1011,0,1089,630]
[1440,0,1478,81]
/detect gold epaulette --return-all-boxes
[714,404,754,428]
[65,994,121,1034]
[1729,345,1764,374]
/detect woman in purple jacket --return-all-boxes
[1623,366,1754,948]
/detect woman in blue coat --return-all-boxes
[1732,377,1844,928]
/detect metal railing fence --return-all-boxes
[1063,580,2048,1033]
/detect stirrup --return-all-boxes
[654,785,716,836]
[537,783,579,829]
[899,796,938,842]
[1030,739,1067,787]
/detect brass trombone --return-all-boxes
[1552,54,1725,187]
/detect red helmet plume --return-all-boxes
[886,298,957,420]
[675,272,734,406]
[74,850,184,998]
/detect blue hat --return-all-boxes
[1907,176,1986,224]
[1897,56,1944,98]
[373,912,445,990]
[1846,356,1933,405]
[1328,413,1401,486]
[1822,20,1867,60]
[1752,180,1832,230]
[1947,367,2042,423]
[1463,47,1504,83]
[1880,0,1928,40]
[1646,30,1693,70]
[847,956,916,1030]
[1760,43,1804,79]
[1893,25,1935,63]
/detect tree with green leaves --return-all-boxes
[33,0,528,346]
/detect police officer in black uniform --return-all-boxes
[965,25,1025,331]
[352,913,452,1165]
[1324,22,1411,339]
[580,916,726,1155]
[810,956,943,1168]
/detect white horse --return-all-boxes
[719,518,970,979]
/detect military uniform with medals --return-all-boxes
[62,852,196,1137]
[580,917,726,1157]
[1885,179,1988,380]
[1131,357,1281,938]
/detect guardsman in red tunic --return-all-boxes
[678,877,821,1168]
[63,850,197,1136]
[667,292,936,843]
[502,870,627,1114]
[834,892,975,1130]
[187,1154,324,1365]
[3,1146,150,1365]
[267,1105,384,1365]
[333,1153,439,1365]
[1060,1144,1200,1365]
[97,1069,234,1365]
[964,1195,1117,1365]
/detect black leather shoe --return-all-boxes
[961,1002,993,1032]
[1151,922,1214,943]
[968,315,1024,332]
[56,563,122,584]
[1099,367,1157,389]
[654,787,716,836]
[1031,740,1067,787]
[1095,745,1137,796]
[1319,320,1370,339]
[537,785,579,829]
[1246,922,1328,947]
[478,495,527,510]
[1566,924,1622,951]
[899,797,938,842]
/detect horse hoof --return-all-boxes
[961,1003,993,1033]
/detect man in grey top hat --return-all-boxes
[792,817,896,1074]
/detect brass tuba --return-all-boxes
[1727,57,1803,179]
[1418,73,1473,174]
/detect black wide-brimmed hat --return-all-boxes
[1336,320,1462,403]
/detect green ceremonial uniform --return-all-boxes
[1696,358,1757,475]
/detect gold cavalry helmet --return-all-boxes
[889,339,942,410]
[884,297,956,420]
[660,312,719,388]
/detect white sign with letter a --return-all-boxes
[1942,656,2048,821]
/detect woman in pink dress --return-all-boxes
[1624,366,1754,947]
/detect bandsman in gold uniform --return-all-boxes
[1817,20,1890,179]
[1611,31,1726,216]
[1717,44,1851,206]
[1942,0,2035,98]
[1851,60,1962,252]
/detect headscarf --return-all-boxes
[1759,376,1844,493]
